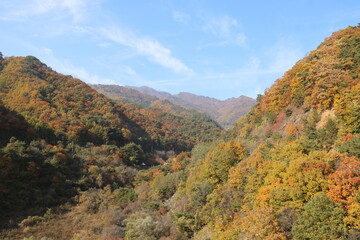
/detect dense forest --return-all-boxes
[1,25,360,240]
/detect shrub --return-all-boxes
[284,108,293,117]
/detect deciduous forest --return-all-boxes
[0,26,359,240]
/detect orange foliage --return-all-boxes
[328,156,360,205]
[343,133,353,143]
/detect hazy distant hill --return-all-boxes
[92,84,158,107]
[129,86,173,99]
[129,86,256,129]
[94,85,256,129]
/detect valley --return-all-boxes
[0,23,359,240]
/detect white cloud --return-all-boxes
[1,0,89,22]
[33,46,116,84]
[60,64,116,84]
[204,15,236,38]
[172,11,190,24]
[100,27,193,75]
[203,15,246,46]
[61,0,87,22]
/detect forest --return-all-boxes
[0,25,359,240]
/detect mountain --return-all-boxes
[128,86,257,129]
[0,56,222,152]
[92,84,158,107]
[162,25,359,239]
[217,95,258,129]
[2,26,360,240]
[128,85,173,99]
[92,84,223,150]
[0,54,223,230]
[93,84,257,129]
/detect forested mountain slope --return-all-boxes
[160,25,360,240]
[0,54,222,236]
[0,56,222,152]
[1,26,360,240]
[91,84,224,150]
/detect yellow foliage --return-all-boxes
[285,123,298,137]
[215,207,286,240]
[203,141,247,184]
[344,197,360,230]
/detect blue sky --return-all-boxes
[0,0,359,99]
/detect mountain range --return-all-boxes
[93,85,256,129]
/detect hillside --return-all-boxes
[94,85,256,129]
[111,25,359,240]
[159,25,359,239]
[92,84,223,147]
[0,56,222,152]
[0,54,223,232]
[1,26,360,240]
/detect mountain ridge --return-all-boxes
[94,84,256,129]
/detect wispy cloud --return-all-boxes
[172,10,190,24]
[98,42,111,48]
[60,64,116,84]
[37,47,116,84]
[202,15,246,46]
[0,0,90,22]
[100,26,193,75]
[117,65,137,76]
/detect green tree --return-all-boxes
[338,134,360,158]
[317,118,338,150]
[120,142,145,165]
[292,192,346,240]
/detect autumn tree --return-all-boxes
[344,191,360,235]
[215,207,286,240]
[327,156,360,205]
[203,141,247,184]
[285,123,298,138]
